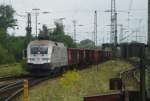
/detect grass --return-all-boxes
[16,59,135,101]
[0,63,27,77]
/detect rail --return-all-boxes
[0,77,50,101]
[0,74,30,82]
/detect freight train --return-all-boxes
[26,40,112,75]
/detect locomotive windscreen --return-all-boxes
[31,45,48,54]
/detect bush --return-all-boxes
[20,59,27,70]
[59,70,80,89]
[0,44,15,64]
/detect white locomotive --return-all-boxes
[27,40,68,73]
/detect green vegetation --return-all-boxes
[146,70,150,90]
[16,60,134,101]
[0,5,25,64]
[0,64,26,77]
[38,22,76,48]
[78,39,95,49]
[0,5,16,30]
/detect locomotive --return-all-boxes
[26,40,112,74]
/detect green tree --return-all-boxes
[78,39,95,49]
[0,28,6,45]
[62,35,76,48]
[0,5,16,31]
[0,5,17,49]
[38,22,76,48]
[7,36,25,61]
[52,21,76,48]
[52,21,65,41]
[0,44,15,64]
[53,21,65,35]
[38,25,49,40]
[0,5,24,64]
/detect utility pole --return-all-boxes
[94,10,98,46]
[110,0,116,44]
[31,9,50,39]
[114,12,117,47]
[149,0,150,48]
[32,8,40,39]
[25,13,32,46]
[26,13,32,37]
[73,20,76,43]
[139,47,146,101]
[35,13,38,38]
[128,0,133,32]
[118,24,123,43]
[26,13,32,41]
[109,0,118,57]
[135,29,138,42]
[147,0,150,99]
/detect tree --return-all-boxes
[0,28,6,45]
[38,22,76,48]
[79,39,95,49]
[38,25,49,40]
[51,21,65,41]
[0,5,17,49]
[53,21,64,35]
[0,5,25,64]
[0,5,16,31]
[7,36,25,61]
[52,22,76,48]
[0,44,15,64]
[60,34,76,48]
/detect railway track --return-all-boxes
[0,76,50,101]
[0,74,31,82]
[120,58,150,85]
[121,57,149,74]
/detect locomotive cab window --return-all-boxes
[31,45,48,54]
[40,46,48,54]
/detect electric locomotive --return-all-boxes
[27,40,68,73]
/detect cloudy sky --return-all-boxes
[0,0,148,44]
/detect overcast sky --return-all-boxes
[0,0,148,44]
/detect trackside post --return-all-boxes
[23,80,29,101]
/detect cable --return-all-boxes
[15,12,26,18]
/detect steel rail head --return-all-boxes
[4,88,23,101]
[0,76,51,101]
[0,80,23,93]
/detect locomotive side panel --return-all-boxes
[51,46,68,70]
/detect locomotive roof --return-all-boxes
[28,40,65,47]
